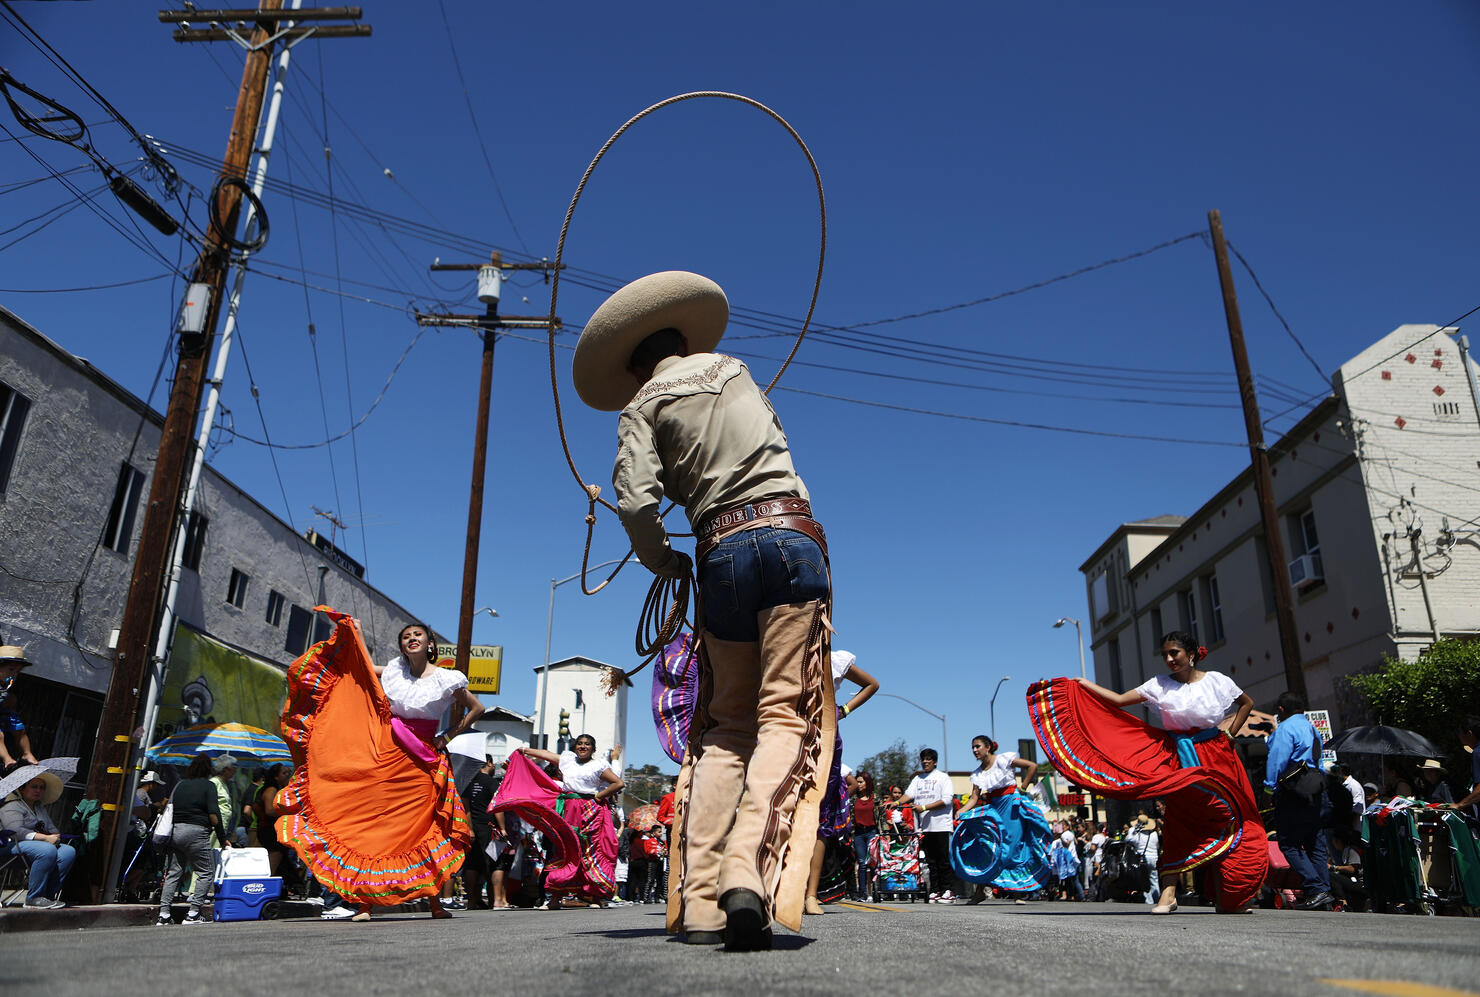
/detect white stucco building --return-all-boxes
[1079,324,1480,726]
[532,656,630,759]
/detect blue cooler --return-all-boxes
[214,876,283,921]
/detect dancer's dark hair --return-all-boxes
[1159,630,1205,661]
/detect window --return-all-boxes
[1203,574,1225,644]
[1180,589,1199,644]
[102,462,146,553]
[226,568,249,609]
[265,590,286,627]
[1107,637,1122,689]
[1297,509,1320,557]
[181,511,208,571]
[1150,606,1164,644]
[312,614,332,645]
[285,604,312,655]
[0,382,31,494]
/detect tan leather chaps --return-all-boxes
[666,599,835,934]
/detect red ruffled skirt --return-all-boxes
[274,609,469,904]
[1027,678,1268,910]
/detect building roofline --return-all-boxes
[1078,520,1185,573]
[0,304,428,623]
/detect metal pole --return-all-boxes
[989,676,1011,744]
[1456,333,1480,437]
[538,560,625,750]
[1208,209,1306,700]
[1074,619,1086,680]
[1411,529,1441,642]
[874,692,949,771]
[102,1,302,901]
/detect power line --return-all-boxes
[434,0,528,255]
[1226,240,1327,386]
[773,384,1248,448]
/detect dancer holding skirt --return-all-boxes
[275,613,478,920]
[1027,631,1267,913]
[950,735,1052,902]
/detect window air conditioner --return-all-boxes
[1288,552,1324,589]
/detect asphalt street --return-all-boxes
[3,899,1477,997]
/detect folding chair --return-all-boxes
[0,828,36,906]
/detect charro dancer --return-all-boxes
[572,271,835,951]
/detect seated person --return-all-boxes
[1,768,73,908]
[0,646,40,773]
[1327,827,1366,912]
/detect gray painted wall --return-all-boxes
[0,306,428,697]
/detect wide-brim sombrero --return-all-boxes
[572,271,728,411]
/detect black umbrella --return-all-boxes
[1325,724,1444,758]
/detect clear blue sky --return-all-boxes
[3,2,1477,775]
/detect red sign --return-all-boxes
[1057,793,1085,806]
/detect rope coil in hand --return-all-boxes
[547,92,827,683]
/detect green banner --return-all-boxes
[158,623,288,738]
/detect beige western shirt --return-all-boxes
[614,352,808,576]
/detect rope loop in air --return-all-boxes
[544,91,826,686]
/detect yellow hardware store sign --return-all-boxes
[436,643,503,694]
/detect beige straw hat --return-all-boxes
[572,271,728,411]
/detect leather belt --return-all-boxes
[694,498,825,563]
[696,497,812,542]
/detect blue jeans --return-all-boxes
[14,839,75,902]
[852,827,876,896]
[700,526,829,641]
[1275,797,1331,895]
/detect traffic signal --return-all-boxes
[558,709,571,738]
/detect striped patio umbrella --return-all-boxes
[145,722,292,766]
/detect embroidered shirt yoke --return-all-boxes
[614,352,808,575]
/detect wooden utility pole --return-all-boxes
[84,2,366,896]
[417,255,560,717]
[1208,210,1306,701]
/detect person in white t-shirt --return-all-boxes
[899,748,957,902]
[805,649,879,915]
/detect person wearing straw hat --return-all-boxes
[0,767,72,908]
[1418,758,1454,806]
[0,645,40,774]
[574,271,835,951]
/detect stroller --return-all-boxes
[869,813,926,902]
[1095,838,1151,903]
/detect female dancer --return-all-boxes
[276,614,482,921]
[805,650,879,915]
[518,734,625,907]
[951,735,1051,904]
[1028,630,1267,913]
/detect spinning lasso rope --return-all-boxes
[542,91,827,686]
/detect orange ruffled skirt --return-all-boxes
[1027,677,1268,911]
[274,609,469,904]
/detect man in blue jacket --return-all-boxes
[1264,692,1333,910]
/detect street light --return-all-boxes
[1052,616,1087,679]
[989,676,1011,743]
[475,606,499,620]
[538,559,626,749]
[874,692,950,771]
